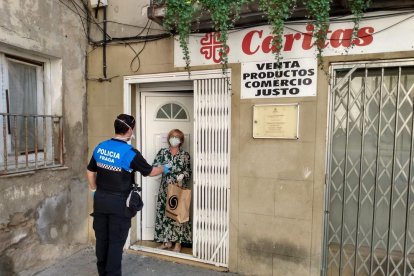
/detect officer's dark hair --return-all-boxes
[114,114,135,134]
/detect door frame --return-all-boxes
[123,69,231,266]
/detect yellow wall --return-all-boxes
[86,16,414,275]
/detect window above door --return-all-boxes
[155,103,189,121]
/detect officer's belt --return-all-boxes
[99,189,129,197]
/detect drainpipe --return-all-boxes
[103,5,107,79]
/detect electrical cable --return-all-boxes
[135,19,150,37]
[68,0,89,40]
[68,0,106,32]
[59,0,171,46]
[58,1,414,58]
[72,0,111,40]
[98,20,165,31]
[91,32,171,45]
[88,19,170,45]
[282,12,414,40]
[126,21,154,73]
[58,0,109,41]
[57,0,91,40]
[58,0,414,43]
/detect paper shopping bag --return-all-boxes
[165,183,191,223]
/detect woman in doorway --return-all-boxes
[152,129,192,253]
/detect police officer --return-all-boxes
[86,114,170,276]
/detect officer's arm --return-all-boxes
[130,149,164,177]
[149,166,163,176]
[86,169,97,191]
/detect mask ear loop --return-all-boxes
[116,119,132,130]
[116,119,136,141]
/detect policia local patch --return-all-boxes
[241,58,317,99]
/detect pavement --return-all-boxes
[33,247,240,276]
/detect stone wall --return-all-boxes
[0,0,89,274]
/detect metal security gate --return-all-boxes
[193,77,231,267]
[324,60,414,276]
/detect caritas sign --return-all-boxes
[241,58,316,99]
[174,12,414,67]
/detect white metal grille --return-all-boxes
[324,61,414,276]
[193,77,231,267]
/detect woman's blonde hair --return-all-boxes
[167,129,184,147]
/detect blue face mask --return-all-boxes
[169,137,181,147]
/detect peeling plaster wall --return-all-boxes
[0,0,88,274]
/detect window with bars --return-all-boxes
[0,53,63,175]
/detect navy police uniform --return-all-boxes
[87,138,152,276]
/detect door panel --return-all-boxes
[141,93,193,240]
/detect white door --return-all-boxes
[140,92,193,240]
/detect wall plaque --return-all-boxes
[253,104,299,139]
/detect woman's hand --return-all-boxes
[177,174,184,182]
[163,164,171,174]
[177,174,184,187]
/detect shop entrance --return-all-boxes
[123,70,231,267]
[323,60,414,275]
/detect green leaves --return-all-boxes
[349,0,371,42]
[164,0,196,70]
[305,0,332,58]
[258,0,297,59]
[162,0,372,72]
[198,0,250,69]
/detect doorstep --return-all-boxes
[127,247,229,273]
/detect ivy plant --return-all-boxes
[197,0,249,68]
[349,0,372,43]
[305,0,332,59]
[162,0,196,70]
[257,0,297,58]
[162,0,372,71]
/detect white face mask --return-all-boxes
[169,137,181,147]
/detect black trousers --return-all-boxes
[92,191,132,276]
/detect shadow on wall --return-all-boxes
[0,255,15,275]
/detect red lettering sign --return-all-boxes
[240,25,374,55]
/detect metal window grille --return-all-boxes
[0,113,63,175]
[193,77,231,267]
[324,61,414,276]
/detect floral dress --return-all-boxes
[152,148,192,244]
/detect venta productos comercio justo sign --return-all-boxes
[241,58,316,99]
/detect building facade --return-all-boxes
[2,0,412,275]
[0,0,89,274]
[86,1,414,275]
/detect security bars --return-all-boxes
[193,77,231,267]
[324,61,414,276]
[0,113,63,175]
